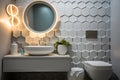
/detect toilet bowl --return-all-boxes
[84,61,112,80]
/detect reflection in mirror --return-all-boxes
[26,3,55,32]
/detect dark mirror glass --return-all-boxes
[25,3,55,32]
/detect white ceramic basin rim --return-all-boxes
[24,46,54,55]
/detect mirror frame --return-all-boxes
[23,0,60,34]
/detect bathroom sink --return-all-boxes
[24,46,54,55]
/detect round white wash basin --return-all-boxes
[24,46,54,55]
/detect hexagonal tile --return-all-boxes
[13,30,21,38]
[106,30,110,37]
[86,43,93,51]
[72,56,80,63]
[73,37,81,43]
[51,2,57,7]
[83,0,90,3]
[33,37,40,45]
[82,7,89,16]
[98,8,106,16]
[69,16,77,23]
[72,44,78,51]
[90,0,97,3]
[93,43,101,50]
[18,23,25,31]
[38,33,46,38]
[98,21,106,30]
[76,30,85,37]
[47,31,54,38]
[17,0,25,3]
[78,62,84,68]
[44,36,50,44]
[105,0,110,3]
[86,2,94,8]
[96,0,105,3]
[106,50,111,57]
[82,50,90,58]
[102,56,109,62]
[56,2,65,16]
[90,50,97,59]
[73,7,81,16]
[78,16,86,22]
[29,32,38,38]
[93,56,100,61]
[68,31,76,38]
[49,0,54,3]
[61,0,68,3]
[70,0,76,3]
[54,0,61,3]
[90,22,98,29]
[98,50,105,58]
[102,37,110,43]
[64,2,73,16]
[55,30,61,37]
[95,16,102,22]
[106,22,110,29]
[50,37,58,44]
[17,36,25,44]
[78,43,86,50]
[82,22,90,29]
[94,2,102,9]
[64,21,73,31]
[12,36,17,42]
[39,41,46,46]
[65,37,72,43]
[73,22,82,31]
[59,22,65,30]
[78,2,86,9]
[98,30,106,37]
[102,1,109,8]
[22,29,29,37]
[102,16,110,23]
[60,30,67,37]
[105,7,110,16]
[102,44,110,50]
[72,2,78,9]
[25,36,34,44]
[86,16,94,22]
[61,16,69,22]
[90,7,98,16]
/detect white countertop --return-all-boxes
[4,53,71,59]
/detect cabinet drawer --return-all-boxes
[3,56,71,72]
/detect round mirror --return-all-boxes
[23,0,59,33]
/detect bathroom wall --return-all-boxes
[0,0,111,79]
[13,0,111,67]
[0,0,11,79]
[111,0,120,79]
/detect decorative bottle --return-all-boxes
[11,42,18,55]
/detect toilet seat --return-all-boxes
[84,61,112,70]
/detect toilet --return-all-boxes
[84,61,112,80]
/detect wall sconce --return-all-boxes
[6,4,20,27]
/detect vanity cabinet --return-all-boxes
[3,55,72,72]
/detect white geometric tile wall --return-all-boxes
[12,0,111,67]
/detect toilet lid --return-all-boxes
[84,61,112,68]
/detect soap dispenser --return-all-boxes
[11,41,18,55]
